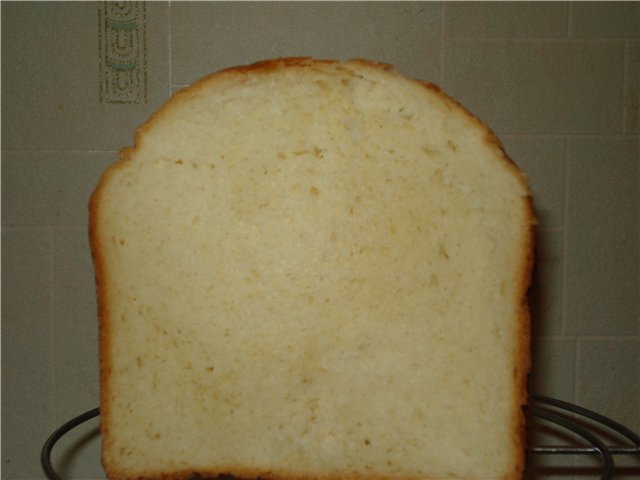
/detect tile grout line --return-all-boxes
[622,40,630,134]
[560,135,577,406]
[50,226,58,425]
[168,0,173,99]
[561,136,569,339]
[535,334,640,341]
[439,36,632,43]
[539,334,640,340]
[499,133,639,139]
[142,1,148,104]
[623,40,628,134]
[571,336,579,470]
[573,336,580,408]
[0,149,120,154]
[1,225,61,232]
[439,2,445,87]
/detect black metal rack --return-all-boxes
[42,395,639,480]
[528,395,640,479]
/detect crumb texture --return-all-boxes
[92,58,533,480]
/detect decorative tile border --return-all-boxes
[98,1,147,104]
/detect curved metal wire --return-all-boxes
[41,407,100,480]
[528,395,640,480]
[531,394,640,455]
[529,408,614,479]
[41,397,640,480]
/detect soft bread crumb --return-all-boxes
[91,57,534,480]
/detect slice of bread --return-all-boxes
[90,57,535,480]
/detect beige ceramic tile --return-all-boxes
[443,2,569,38]
[524,455,576,480]
[51,226,103,478]
[1,228,55,479]
[442,39,625,134]
[530,229,564,337]
[500,136,565,227]
[574,453,640,480]
[609,455,640,480]
[565,138,639,336]
[576,338,640,435]
[2,151,116,227]
[54,228,100,422]
[1,1,170,151]
[571,1,640,38]
[170,1,441,85]
[625,40,640,134]
[530,337,576,401]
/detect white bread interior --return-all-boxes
[90,58,534,480]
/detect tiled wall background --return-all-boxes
[2,2,638,479]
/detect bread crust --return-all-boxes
[419,79,535,477]
[89,152,133,474]
[90,57,534,480]
[100,466,523,480]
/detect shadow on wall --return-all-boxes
[527,228,640,477]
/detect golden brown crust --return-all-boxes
[416,76,535,480]
[100,467,505,480]
[514,195,536,475]
[123,57,400,160]
[420,79,534,480]
[89,149,136,474]
[92,57,534,480]
[89,177,113,471]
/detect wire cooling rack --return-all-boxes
[528,395,639,479]
[42,395,639,480]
